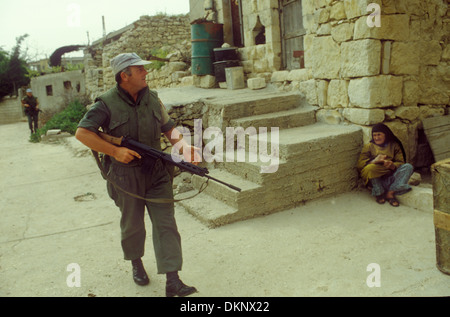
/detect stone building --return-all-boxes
[190,0,450,166]
[83,14,191,100]
[30,70,86,112]
[79,1,449,166]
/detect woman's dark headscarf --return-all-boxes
[371,123,407,161]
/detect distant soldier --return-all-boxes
[22,89,40,134]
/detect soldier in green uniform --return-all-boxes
[75,53,200,297]
[21,88,40,134]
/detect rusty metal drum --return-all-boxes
[432,158,450,275]
[191,22,223,76]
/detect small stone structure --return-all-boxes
[83,14,191,100]
[30,70,86,112]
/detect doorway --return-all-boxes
[230,0,244,47]
[280,0,305,70]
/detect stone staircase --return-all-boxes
[0,97,24,125]
[177,90,363,227]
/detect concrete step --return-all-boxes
[212,123,362,183]
[229,105,317,130]
[264,123,362,160]
[179,161,359,228]
[0,101,24,124]
[191,168,262,210]
[179,123,364,227]
[206,91,303,120]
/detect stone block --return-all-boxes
[303,13,319,33]
[343,0,382,19]
[394,106,420,122]
[247,77,266,90]
[317,7,330,24]
[442,45,450,62]
[317,23,332,36]
[303,34,315,69]
[354,14,410,41]
[287,69,312,82]
[343,108,385,125]
[381,41,392,75]
[330,1,346,20]
[327,79,349,108]
[341,39,381,78]
[390,42,420,75]
[168,62,188,72]
[316,109,343,125]
[225,67,245,90]
[302,0,315,15]
[419,106,445,120]
[312,36,340,79]
[195,75,216,89]
[271,70,290,82]
[299,79,318,105]
[317,80,328,107]
[403,80,420,107]
[421,41,442,66]
[331,22,354,42]
[180,76,194,87]
[348,75,403,108]
[397,186,433,213]
[171,71,190,82]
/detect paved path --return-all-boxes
[0,122,448,297]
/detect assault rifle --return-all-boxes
[98,132,241,192]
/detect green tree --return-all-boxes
[0,48,11,98]
[0,34,30,99]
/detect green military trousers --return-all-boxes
[106,159,182,274]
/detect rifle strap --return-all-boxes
[91,150,208,204]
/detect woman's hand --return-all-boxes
[372,154,387,164]
[383,160,396,170]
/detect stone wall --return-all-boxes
[236,0,281,81]
[84,14,192,99]
[269,0,450,166]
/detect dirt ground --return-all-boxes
[0,121,449,298]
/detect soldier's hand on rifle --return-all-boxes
[113,147,142,164]
[183,145,202,166]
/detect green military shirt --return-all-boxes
[78,85,175,146]
[78,85,182,268]
[22,95,39,114]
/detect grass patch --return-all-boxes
[30,99,87,143]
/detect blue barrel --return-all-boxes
[191,22,224,76]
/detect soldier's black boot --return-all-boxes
[131,258,149,286]
[166,272,197,297]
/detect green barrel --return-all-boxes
[191,22,224,76]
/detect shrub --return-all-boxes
[148,48,169,71]
[29,99,87,142]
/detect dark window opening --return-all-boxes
[64,81,72,90]
[253,16,266,45]
[46,85,53,96]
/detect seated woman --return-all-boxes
[357,123,414,207]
